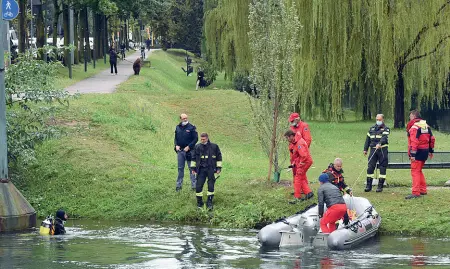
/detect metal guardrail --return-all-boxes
[388,151,450,169]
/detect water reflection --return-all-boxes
[0,221,450,268]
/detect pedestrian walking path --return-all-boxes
[66,50,151,94]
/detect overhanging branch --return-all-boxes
[399,0,450,65]
[405,35,450,65]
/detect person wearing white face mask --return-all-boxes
[174,114,198,192]
[363,114,390,193]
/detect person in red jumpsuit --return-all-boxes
[317,173,350,233]
[289,112,312,148]
[406,110,435,199]
[284,130,314,204]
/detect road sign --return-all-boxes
[2,0,19,21]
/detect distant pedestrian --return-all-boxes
[191,133,222,210]
[109,47,118,75]
[174,114,198,192]
[405,110,435,199]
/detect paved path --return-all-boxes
[66,50,151,94]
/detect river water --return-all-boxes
[1,220,450,269]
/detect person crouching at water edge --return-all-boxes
[317,174,350,233]
[284,130,314,204]
[322,158,352,196]
[191,133,222,210]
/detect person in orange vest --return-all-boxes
[284,130,314,204]
[405,110,435,199]
[322,158,352,196]
[289,112,312,148]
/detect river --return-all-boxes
[1,220,450,268]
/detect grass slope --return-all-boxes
[15,50,450,235]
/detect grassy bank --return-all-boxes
[14,50,450,236]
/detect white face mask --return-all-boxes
[290,122,297,127]
[376,120,383,126]
[181,121,188,126]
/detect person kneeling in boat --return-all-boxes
[323,158,352,196]
[317,174,350,233]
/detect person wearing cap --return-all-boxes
[317,173,350,233]
[289,112,312,148]
[54,209,68,235]
[284,130,314,204]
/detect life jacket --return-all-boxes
[323,164,344,185]
[407,119,435,161]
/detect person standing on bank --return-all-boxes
[191,133,222,210]
[405,110,435,199]
[174,114,198,192]
[363,114,390,192]
[289,112,312,148]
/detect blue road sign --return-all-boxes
[2,0,19,21]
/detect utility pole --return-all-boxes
[0,6,8,181]
[68,7,73,78]
[1,0,37,231]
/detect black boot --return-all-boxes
[376,179,385,192]
[364,178,373,192]
[206,195,214,210]
[196,196,204,209]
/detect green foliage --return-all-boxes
[5,54,71,164]
[248,0,300,175]
[198,60,218,86]
[232,71,252,93]
[204,0,252,79]
[13,50,450,236]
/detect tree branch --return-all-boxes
[405,35,450,65]
[398,0,449,65]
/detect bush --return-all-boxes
[198,61,217,86]
[5,54,72,165]
[233,72,252,93]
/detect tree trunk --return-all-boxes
[62,4,69,66]
[52,0,59,49]
[394,66,406,128]
[18,0,27,53]
[84,7,90,62]
[36,4,45,53]
[74,10,79,64]
[267,98,279,181]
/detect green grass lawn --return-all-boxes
[54,59,111,89]
[14,49,450,236]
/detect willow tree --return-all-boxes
[373,0,450,127]
[248,0,300,181]
[204,0,252,79]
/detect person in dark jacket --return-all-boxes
[196,68,206,90]
[323,158,352,196]
[109,47,118,75]
[317,174,349,234]
[54,209,68,235]
[174,114,198,192]
[363,114,390,192]
[191,133,222,210]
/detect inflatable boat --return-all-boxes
[257,196,381,250]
